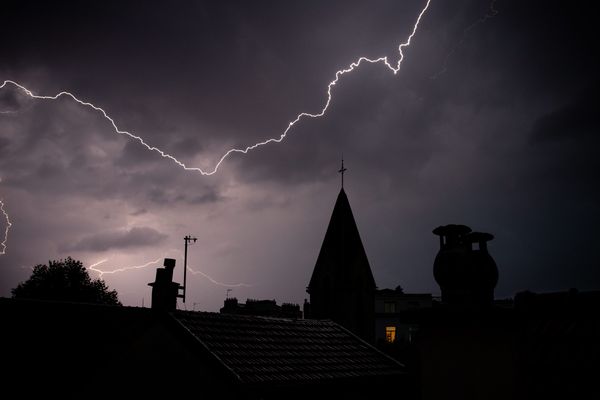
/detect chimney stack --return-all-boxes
[432,225,498,308]
[148,258,181,311]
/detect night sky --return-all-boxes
[1,0,598,311]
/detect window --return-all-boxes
[384,301,396,313]
[385,326,396,343]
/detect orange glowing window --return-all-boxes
[385,326,396,343]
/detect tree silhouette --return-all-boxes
[12,257,121,305]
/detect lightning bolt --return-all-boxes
[0,0,432,258]
[430,0,498,80]
[88,257,162,278]
[88,257,251,288]
[88,259,109,269]
[0,0,430,176]
[0,198,12,255]
[187,266,252,288]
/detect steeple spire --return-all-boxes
[307,185,376,342]
[338,157,347,189]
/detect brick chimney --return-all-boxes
[148,258,181,311]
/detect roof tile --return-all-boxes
[172,311,403,383]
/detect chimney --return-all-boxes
[432,225,499,308]
[148,258,181,311]
[303,299,311,319]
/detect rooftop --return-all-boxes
[173,310,404,384]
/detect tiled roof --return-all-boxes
[172,310,404,384]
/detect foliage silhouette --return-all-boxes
[11,257,121,305]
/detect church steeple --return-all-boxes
[307,170,376,342]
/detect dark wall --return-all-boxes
[410,306,600,400]
[417,314,517,400]
[0,299,228,399]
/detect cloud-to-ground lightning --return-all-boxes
[0,198,12,255]
[0,0,431,259]
[430,0,498,80]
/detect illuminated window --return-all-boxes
[384,301,396,313]
[385,326,396,343]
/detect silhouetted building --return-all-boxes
[306,188,376,342]
[147,257,180,311]
[371,225,600,400]
[511,288,600,398]
[1,257,408,398]
[432,224,498,308]
[514,288,600,312]
[410,289,600,400]
[0,297,405,399]
[374,287,432,345]
[220,297,302,319]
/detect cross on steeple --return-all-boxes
[338,157,347,189]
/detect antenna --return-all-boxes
[179,235,197,303]
[227,288,232,299]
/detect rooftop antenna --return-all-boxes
[227,288,232,299]
[178,235,197,303]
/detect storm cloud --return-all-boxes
[1,0,598,310]
[60,227,168,252]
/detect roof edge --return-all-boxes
[329,319,406,372]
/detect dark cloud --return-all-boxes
[0,89,21,112]
[0,137,11,156]
[530,84,599,143]
[60,227,168,253]
[185,192,226,205]
[1,0,599,310]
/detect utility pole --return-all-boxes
[179,235,197,303]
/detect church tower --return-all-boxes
[307,161,376,342]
